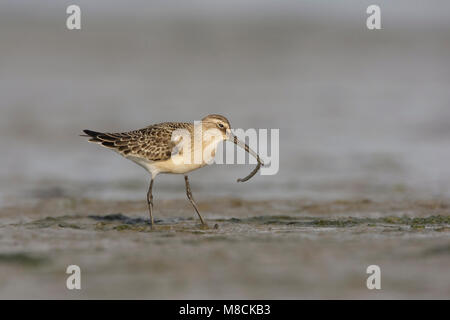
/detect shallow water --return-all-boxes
[1,2,450,205]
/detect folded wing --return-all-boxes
[82,123,191,162]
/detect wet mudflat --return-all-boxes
[1,1,450,300]
[0,197,449,299]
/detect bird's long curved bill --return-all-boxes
[227,131,264,182]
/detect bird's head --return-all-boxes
[201,114,231,140]
[201,114,264,182]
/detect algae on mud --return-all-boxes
[0,197,449,299]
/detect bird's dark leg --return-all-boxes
[147,178,154,228]
[184,175,206,225]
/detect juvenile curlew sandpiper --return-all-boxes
[82,114,263,227]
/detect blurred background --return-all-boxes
[1,0,450,204]
[1,0,450,300]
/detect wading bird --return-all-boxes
[82,114,263,227]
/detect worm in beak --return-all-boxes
[227,130,264,182]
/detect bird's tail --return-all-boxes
[81,129,120,148]
[81,129,136,157]
[81,129,104,142]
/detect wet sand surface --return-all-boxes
[1,197,449,299]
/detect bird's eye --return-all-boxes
[217,123,224,129]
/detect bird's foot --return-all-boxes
[198,223,209,230]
